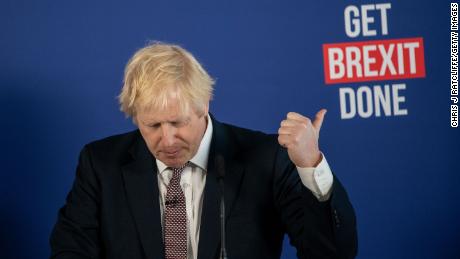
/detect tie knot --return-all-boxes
[172,162,189,174]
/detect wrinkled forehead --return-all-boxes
[136,98,207,126]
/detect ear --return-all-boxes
[203,102,209,116]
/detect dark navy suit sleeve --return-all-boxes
[272,145,358,259]
[50,145,102,259]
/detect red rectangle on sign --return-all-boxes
[322,37,426,84]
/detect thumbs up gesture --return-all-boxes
[277,109,327,168]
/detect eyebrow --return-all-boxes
[142,116,190,126]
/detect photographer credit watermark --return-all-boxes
[451,3,458,127]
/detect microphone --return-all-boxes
[215,155,228,259]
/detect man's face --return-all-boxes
[136,97,208,168]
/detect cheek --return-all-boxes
[148,134,162,148]
[182,129,202,147]
[174,132,189,146]
[140,130,161,150]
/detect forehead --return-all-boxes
[137,97,196,122]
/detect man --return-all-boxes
[50,43,357,259]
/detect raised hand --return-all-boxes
[277,109,327,167]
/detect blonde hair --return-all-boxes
[118,42,215,118]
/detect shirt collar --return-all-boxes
[156,114,213,173]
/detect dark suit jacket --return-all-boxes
[50,117,357,259]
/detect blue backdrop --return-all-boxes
[1,0,458,258]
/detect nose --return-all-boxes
[160,123,176,146]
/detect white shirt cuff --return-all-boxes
[296,153,334,201]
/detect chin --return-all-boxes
[161,157,187,168]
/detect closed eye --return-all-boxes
[143,117,190,129]
[171,121,187,127]
[148,123,161,129]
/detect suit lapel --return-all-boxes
[120,119,246,259]
[122,133,164,259]
[198,117,245,259]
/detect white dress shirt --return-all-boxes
[155,115,333,259]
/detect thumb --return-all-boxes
[312,109,327,133]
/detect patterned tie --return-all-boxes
[164,163,188,259]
